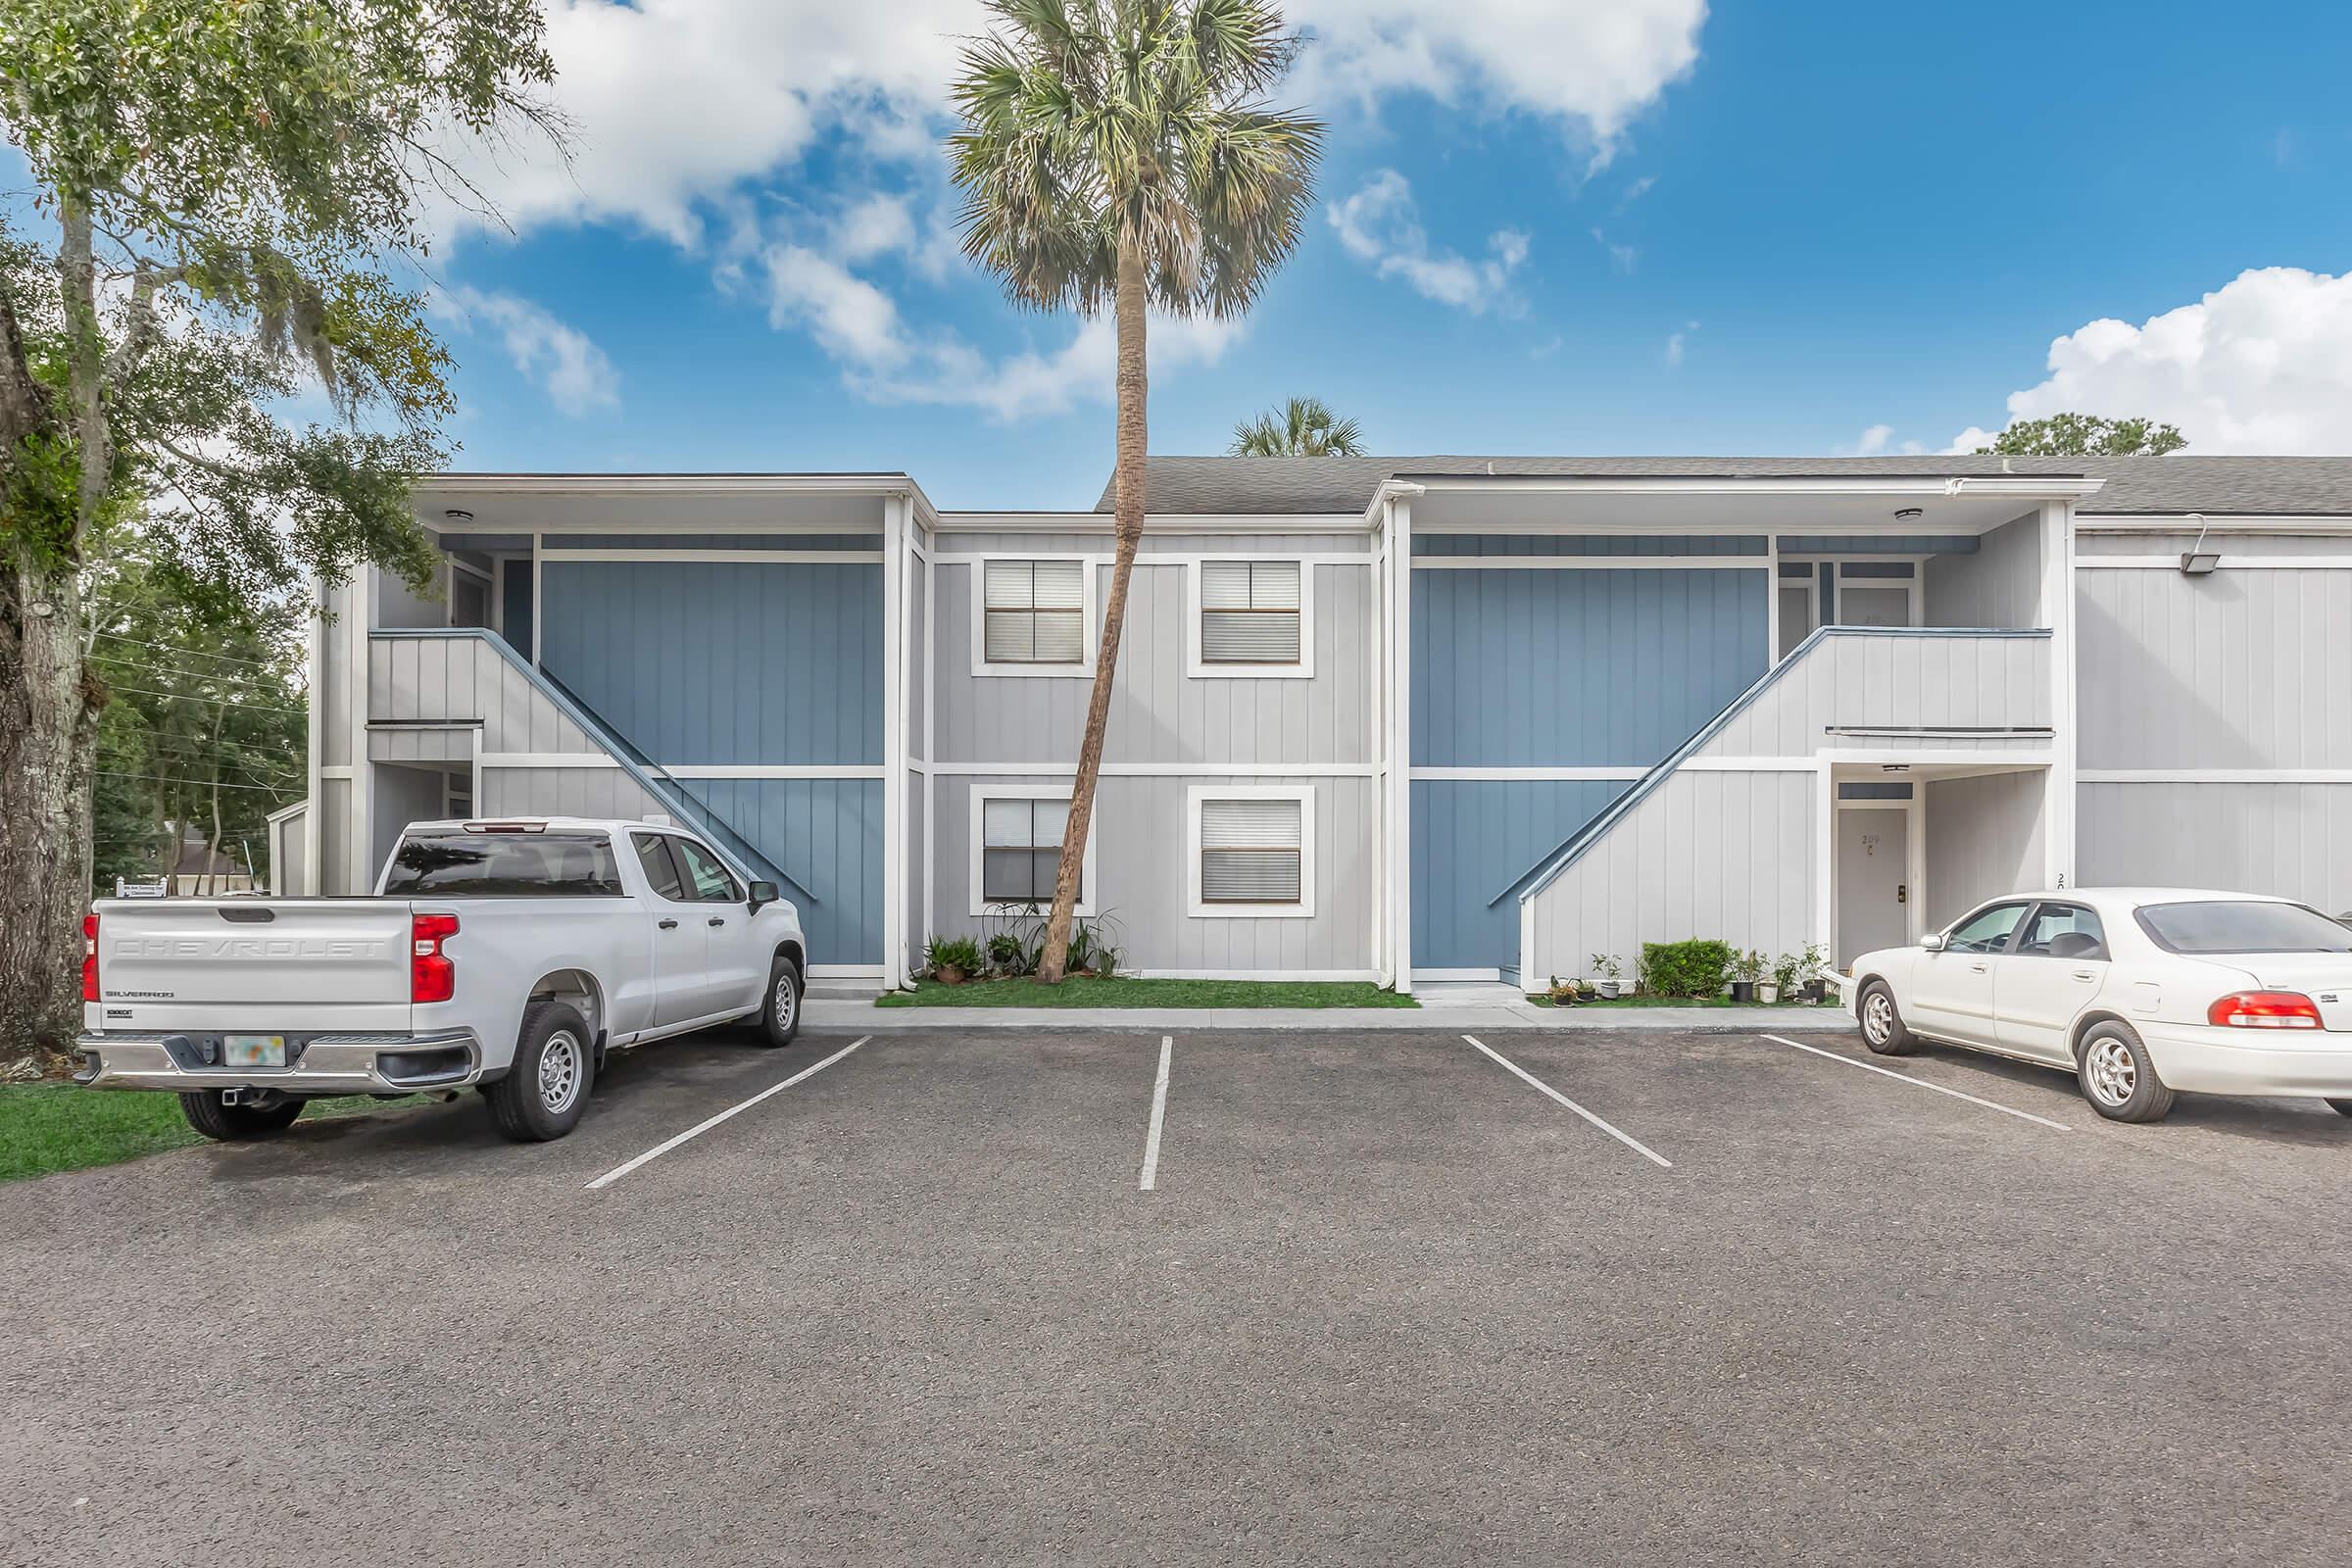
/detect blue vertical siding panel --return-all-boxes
[1410,566,1765,767]
[539,561,882,765]
[501,568,533,660]
[1406,557,1767,968]
[1411,780,1626,968]
[681,778,884,964]
[1415,535,1768,557]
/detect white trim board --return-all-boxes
[662,764,888,780]
[538,549,884,564]
[1410,556,1770,570]
[2077,556,2352,570]
[923,760,1379,778]
[2079,768,2352,784]
[1126,968,1381,982]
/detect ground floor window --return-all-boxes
[1188,786,1313,918]
[974,793,1091,913]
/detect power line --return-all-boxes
[96,770,299,795]
[100,683,304,716]
[88,631,291,670]
[90,655,306,699]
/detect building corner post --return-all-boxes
[2041,499,2078,890]
[1385,491,1414,995]
[882,491,909,992]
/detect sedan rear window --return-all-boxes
[383,831,624,897]
[2134,900,2352,955]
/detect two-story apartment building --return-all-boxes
[277,454,2352,994]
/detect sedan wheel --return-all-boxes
[2075,1020,2175,1123]
[1858,981,1918,1055]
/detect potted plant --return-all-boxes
[1544,975,1580,1005]
[1591,953,1623,1000]
[1729,949,1763,1004]
[1797,942,1830,1003]
[1765,953,1799,1005]
[925,935,982,986]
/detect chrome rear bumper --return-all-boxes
[74,1031,480,1096]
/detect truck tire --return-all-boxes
[178,1091,305,1142]
[484,1001,596,1143]
[760,956,802,1048]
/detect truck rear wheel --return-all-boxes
[179,1092,305,1142]
[484,1001,595,1143]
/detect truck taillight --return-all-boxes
[412,912,460,1004]
[2206,991,2324,1029]
[81,913,99,1003]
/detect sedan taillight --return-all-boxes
[81,913,99,1003]
[412,912,460,1004]
[2206,991,2324,1029]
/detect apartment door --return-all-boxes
[1837,807,1909,966]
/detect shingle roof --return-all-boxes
[1091,454,2352,517]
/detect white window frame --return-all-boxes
[970,555,1097,678]
[1186,784,1315,919]
[970,787,1097,916]
[1185,558,1314,679]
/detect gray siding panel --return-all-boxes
[1416,534,1764,557]
[318,778,354,895]
[320,579,355,768]
[370,763,448,880]
[1411,566,1766,766]
[2078,563,2352,768]
[540,560,882,766]
[1922,771,2047,927]
[1698,633,2051,758]
[1412,779,1622,969]
[2081,782,2352,910]
[479,765,665,822]
[1525,769,1816,985]
[929,773,1377,974]
[933,559,1378,766]
[1924,511,2042,628]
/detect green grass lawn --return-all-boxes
[1527,993,1845,1009]
[879,976,1418,1009]
[0,1084,427,1185]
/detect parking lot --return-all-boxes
[5,1023,2348,1567]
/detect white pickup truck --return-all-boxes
[76,817,809,1144]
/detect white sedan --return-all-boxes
[1847,888,2352,1123]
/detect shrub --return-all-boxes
[1640,939,1734,998]
[924,936,983,980]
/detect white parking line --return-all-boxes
[1761,1034,2072,1132]
[1462,1034,1673,1169]
[1138,1036,1173,1192]
[585,1035,872,1191]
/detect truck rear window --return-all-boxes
[383,832,624,897]
[2134,900,2352,955]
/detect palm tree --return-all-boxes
[1230,396,1364,457]
[951,0,1323,983]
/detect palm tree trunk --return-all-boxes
[1038,242,1148,984]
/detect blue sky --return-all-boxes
[31,2,2352,509]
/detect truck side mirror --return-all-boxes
[747,880,779,913]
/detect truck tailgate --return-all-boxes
[93,899,415,1031]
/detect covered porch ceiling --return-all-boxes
[1383,473,2103,535]
[409,472,936,537]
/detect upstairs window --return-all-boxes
[1198,560,1304,669]
[983,560,1086,666]
[1189,788,1314,917]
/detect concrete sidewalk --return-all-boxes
[807,997,1856,1035]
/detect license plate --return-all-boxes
[222,1034,286,1068]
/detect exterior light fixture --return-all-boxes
[2180,513,2219,574]
[1893,507,1924,521]
[1880,763,1910,773]
[443,509,475,525]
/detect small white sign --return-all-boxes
[115,877,168,899]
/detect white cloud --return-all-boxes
[1946,268,2352,456]
[1592,227,1638,273]
[1838,423,1924,458]
[435,286,620,416]
[1664,319,1696,368]
[760,243,1241,420]
[1329,171,1530,315]
[1288,0,1707,166]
